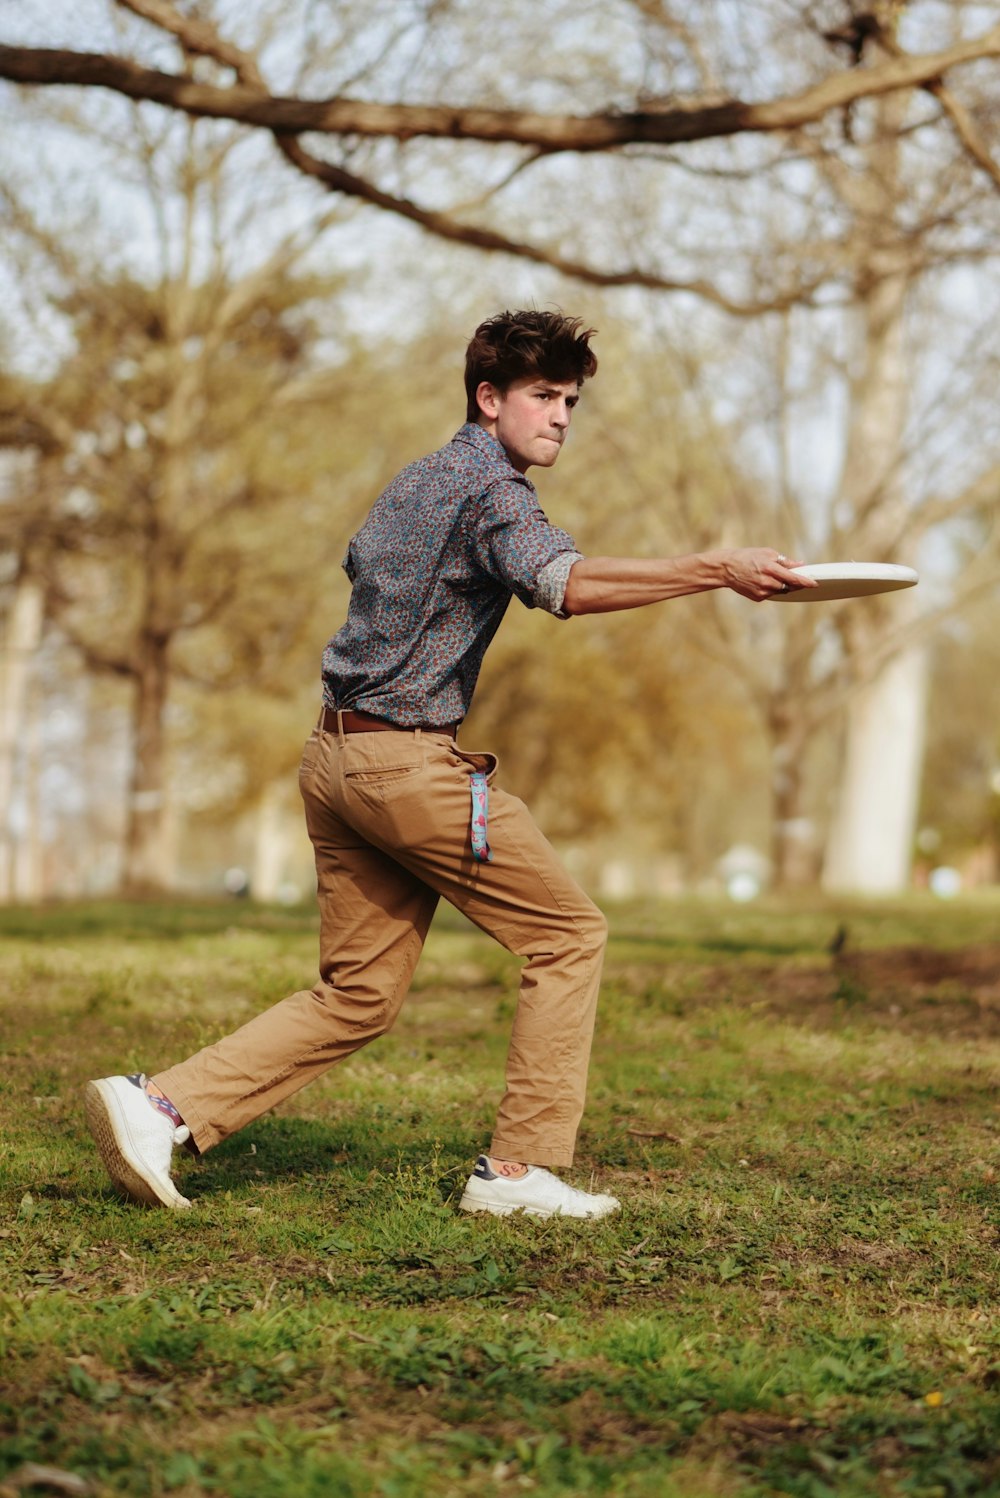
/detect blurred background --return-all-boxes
[1,0,999,906]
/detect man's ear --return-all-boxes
[475,381,502,420]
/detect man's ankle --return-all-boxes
[144,1079,185,1129]
[487,1156,529,1179]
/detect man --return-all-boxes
[85,309,812,1220]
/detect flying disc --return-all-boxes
[771,562,919,602]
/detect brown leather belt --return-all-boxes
[321,706,457,738]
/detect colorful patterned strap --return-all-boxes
[470,771,493,863]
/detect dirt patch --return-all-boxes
[829,1238,913,1268]
[545,1384,678,1450]
[713,1408,812,1448]
[690,944,1000,1038]
[836,944,1000,991]
[686,1408,817,1466]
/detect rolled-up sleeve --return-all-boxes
[474,479,580,610]
[534,550,584,618]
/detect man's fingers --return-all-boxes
[773,555,818,590]
[731,549,818,600]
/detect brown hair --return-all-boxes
[464,309,598,421]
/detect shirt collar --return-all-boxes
[452,421,534,486]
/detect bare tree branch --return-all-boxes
[928,80,1000,192]
[275,137,831,315]
[3,24,1000,150]
[56,620,136,678]
[104,0,834,315]
[117,0,263,82]
[895,463,1000,543]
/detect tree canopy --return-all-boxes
[3,3,1000,312]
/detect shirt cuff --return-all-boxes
[533,551,584,618]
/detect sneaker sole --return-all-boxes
[458,1190,618,1220]
[84,1080,191,1210]
[459,1191,552,1218]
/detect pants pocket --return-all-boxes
[449,746,499,784]
[344,764,420,786]
[298,731,325,796]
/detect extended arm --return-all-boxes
[561,548,816,615]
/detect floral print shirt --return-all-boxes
[322,423,581,726]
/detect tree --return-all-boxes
[0,571,43,900]
[919,588,1000,878]
[0,368,59,900]
[0,109,375,891]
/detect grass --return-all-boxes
[1,892,999,1497]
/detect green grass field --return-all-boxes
[2,894,999,1497]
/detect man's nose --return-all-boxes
[551,401,571,428]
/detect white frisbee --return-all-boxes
[771,562,919,603]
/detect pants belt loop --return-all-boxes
[336,708,345,746]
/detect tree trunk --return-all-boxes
[0,576,44,903]
[823,639,928,893]
[14,677,44,901]
[770,715,816,888]
[821,258,920,893]
[820,262,924,893]
[252,779,293,902]
[122,632,173,894]
[822,68,924,895]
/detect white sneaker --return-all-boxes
[84,1074,192,1209]
[459,1156,620,1220]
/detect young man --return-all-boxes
[85,310,812,1219]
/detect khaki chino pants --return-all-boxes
[155,721,608,1168]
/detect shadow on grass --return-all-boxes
[189,1116,474,1199]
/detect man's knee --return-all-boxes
[582,901,608,955]
[562,897,607,963]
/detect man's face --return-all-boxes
[477,375,580,473]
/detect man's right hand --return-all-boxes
[717,548,818,601]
